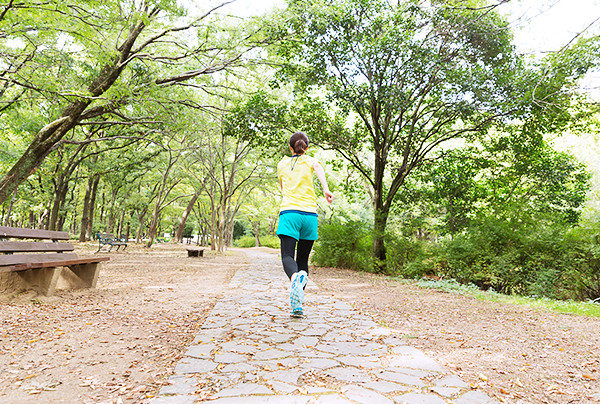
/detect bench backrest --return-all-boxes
[97,233,115,239]
[0,226,70,240]
[0,226,77,267]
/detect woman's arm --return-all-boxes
[313,161,334,204]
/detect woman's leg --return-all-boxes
[296,239,314,275]
[279,235,298,280]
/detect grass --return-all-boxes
[402,278,600,318]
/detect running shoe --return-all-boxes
[290,270,308,312]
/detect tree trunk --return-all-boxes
[28,210,35,229]
[38,208,48,229]
[117,208,125,237]
[79,176,94,242]
[175,193,199,243]
[2,189,17,226]
[146,210,158,247]
[107,188,117,233]
[86,176,100,239]
[49,177,69,231]
[372,206,389,273]
[254,221,261,247]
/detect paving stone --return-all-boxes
[256,357,300,369]
[392,392,448,404]
[298,350,336,359]
[305,386,337,393]
[156,375,198,395]
[201,319,229,329]
[150,396,197,404]
[192,330,226,344]
[436,375,469,388]
[259,369,304,384]
[341,384,394,404]
[294,336,319,347]
[300,327,330,336]
[377,370,425,387]
[221,341,264,354]
[221,362,256,373]
[387,352,444,372]
[360,381,410,393]
[317,395,356,403]
[454,390,499,404]
[252,348,292,361]
[316,341,388,356]
[269,381,300,393]
[326,367,372,383]
[211,382,274,398]
[208,397,311,404]
[299,358,340,370]
[174,358,218,374]
[215,352,247,363]
[264,333,296,343]
[338,355,380,368]
[384,367,432,378]
[431,385,461,397]
[184,344,215,358]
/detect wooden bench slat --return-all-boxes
[0,226,70,240]
[0,253,79,267]
[0,241,74,253]
[0,256,109,273]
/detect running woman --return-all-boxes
[276,132,334,317]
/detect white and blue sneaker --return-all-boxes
[290,270,308,314]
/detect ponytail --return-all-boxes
[289,132,309,155]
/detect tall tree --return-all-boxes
[268,0,599,268]
[0,0,260,204]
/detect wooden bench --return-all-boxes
[0,226,109,296]
[96,233,128,252]
[186,247,204,257]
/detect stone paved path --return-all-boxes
[151,250,499,404]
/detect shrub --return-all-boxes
[312,220,372,272]
[430,217,600,300]
[385,234,430,278]
[234,235,256,248]
[234,234,280,249]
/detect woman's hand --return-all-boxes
[324,190,334,204]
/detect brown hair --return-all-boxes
[289,132,309,155]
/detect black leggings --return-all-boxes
[279,235,314,280]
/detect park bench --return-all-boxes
[186,247,204,257]
[0,226,109,296]
[96,233,128,252]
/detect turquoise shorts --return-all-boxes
[276,211,318,241]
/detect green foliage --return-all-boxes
[312,220,372,272]
[233,221,247,240]
[384,234,429,278]
[234,235,280,249]
[428,218,600,301]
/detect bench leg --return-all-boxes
[68,263,101,289]
[18,267,62,297]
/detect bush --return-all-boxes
[234,234,280,249]
[312,220,372,272]
[429,217,600,300]
[385,235,430,278]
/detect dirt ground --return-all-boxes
[0,243,240,403]
[0,244,599,403]
[310,266,600,404]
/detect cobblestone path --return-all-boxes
[152,250,498,404]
